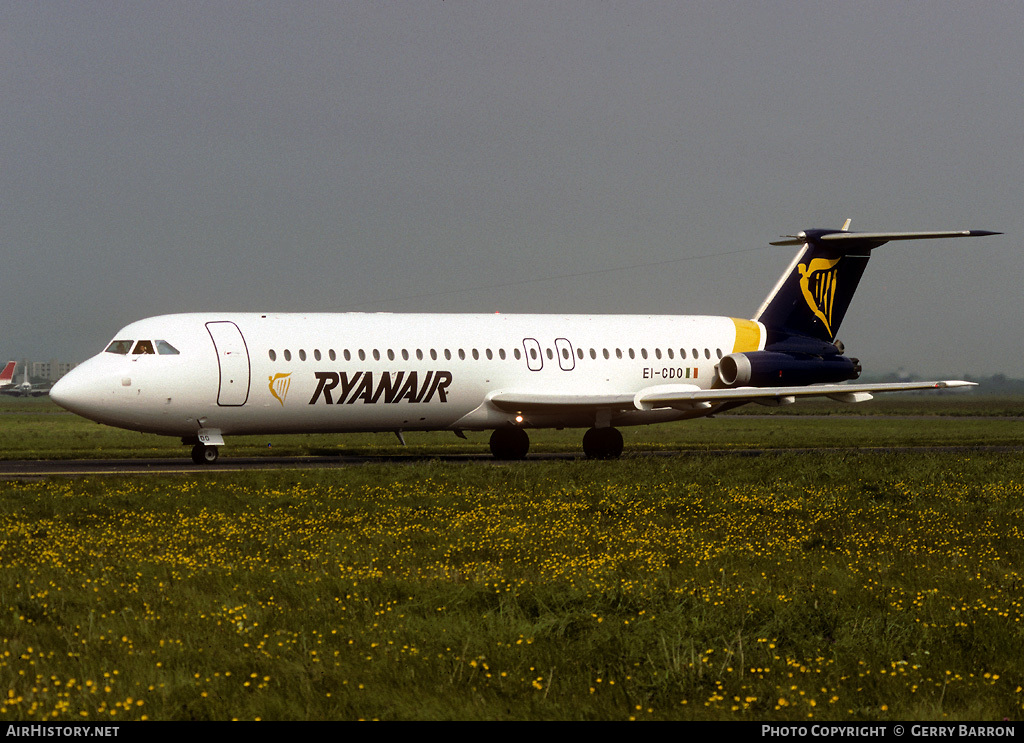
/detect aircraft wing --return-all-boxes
[489,380,975,414]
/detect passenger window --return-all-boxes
[269,349,277,361]
[513,349,521,360]
[329,349,336,361]
[681,348,687,359]
[615,348,622,359]
[132,340,155,355]
[284,350,292,361]
[499,349,507,360]
[299,349,307,361]
[704,348,711,359]
[358,350,366,361]
[667,348,674,360]
[387,349,395,361]
[314,349,322,361]
[430,349,438,361]
[641,349,648,359]
[105,340,133,354]
[655,349,662,360]
[155,340,179,355]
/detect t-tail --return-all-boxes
[717,224,1000,388]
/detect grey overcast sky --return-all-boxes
[2,2,1021,376]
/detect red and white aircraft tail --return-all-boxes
[0,361,16,386]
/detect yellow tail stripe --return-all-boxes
[731,318,763,353]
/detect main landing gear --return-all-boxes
[488,426,624,460]
[190,443,220,464]
[582,426,624,459]
[489,427,530,460]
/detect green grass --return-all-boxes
[1,397,1023,720]
[1,395,1023,461]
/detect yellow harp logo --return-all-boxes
[797,257,841,337]
[268,373,292,406]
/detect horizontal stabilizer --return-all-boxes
[770,229,1001,247]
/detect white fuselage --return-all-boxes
[51,312,765,438]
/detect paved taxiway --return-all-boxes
[2,445,1022,479]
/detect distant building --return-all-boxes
[27,359,76,382]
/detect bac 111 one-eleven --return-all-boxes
[50,224,999,463]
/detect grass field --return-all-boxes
[1,395,1023,461]
[0,395,1022,720]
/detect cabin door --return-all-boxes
[554,338,575,371]
[522,338,543,371]
[206,321,251,406]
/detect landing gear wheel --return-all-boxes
[489,428,530,460]
[582,427,624,459]
[191,444,220,464]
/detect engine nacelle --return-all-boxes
[718,351,861,387]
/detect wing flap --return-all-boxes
[490,381,975,415]
[637,380,975,409]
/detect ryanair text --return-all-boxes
[309,371,452,405]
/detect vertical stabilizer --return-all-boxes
[754,228,999,344]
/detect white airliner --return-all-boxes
[50,225,998,464]
[1,363,51,397]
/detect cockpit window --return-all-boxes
[133,340,155,355]
[105,340,133,355]
[155,340,180,355]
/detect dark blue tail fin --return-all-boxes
[754,226,999,345]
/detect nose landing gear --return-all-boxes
[190,443,220,464]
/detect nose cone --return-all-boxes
[49,364,98,417]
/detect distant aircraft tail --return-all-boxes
[0,361,15,385]
[754,226,1000,345]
